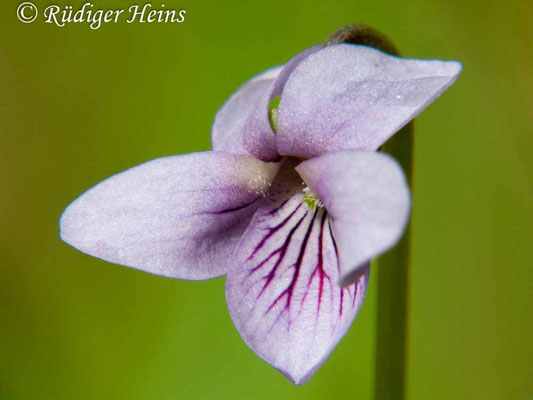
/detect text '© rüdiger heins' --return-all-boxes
[44,3,186,29]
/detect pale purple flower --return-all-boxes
[60,43,461,384]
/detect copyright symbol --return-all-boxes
[17,2,38,23]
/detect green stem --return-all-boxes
[376,123,413,400]
[326,26,414,400]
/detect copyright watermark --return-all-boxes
[17,2,38,23]
[16,2,186,29]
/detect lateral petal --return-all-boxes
[296,151,410,285]
[60,152,279,280]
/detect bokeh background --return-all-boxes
[2,0,532,398]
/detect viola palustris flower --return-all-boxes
[60,43,461,384]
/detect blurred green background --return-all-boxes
[2,0,531,398]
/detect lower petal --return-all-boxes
[225,161,369,384]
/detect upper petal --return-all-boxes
[277,44,462,158]
[211,67,282,157]
[60,151,279,280]
[212,46,323,162]
[225,160,369,384]
[296,151,410,285]
[242,45,324,161]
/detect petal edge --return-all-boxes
[296,150,410,285]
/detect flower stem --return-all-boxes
[326,25,413,400]
[376,122,413,400]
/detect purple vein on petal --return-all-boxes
[226,189,371,383]
[301,210,333,318]
[248,206,359,326]
[196,196,262,215]
[264,209,318,330]
[212,197,262,214]
[255,211,308,297]
[327,219,340,272]
[247,203,303,261]
[266,198,290,216]
[328,217,357,316]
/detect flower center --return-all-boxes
[302,186,323,211]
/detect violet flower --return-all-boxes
[60,43,461,384]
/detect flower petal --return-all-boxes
[226,160,369,384]
[242,46,323,161]
[211,67,282,156]
[212,46,323,161]
[277,44,462,158]
[60,152,280,280]
[296,151,410,286]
